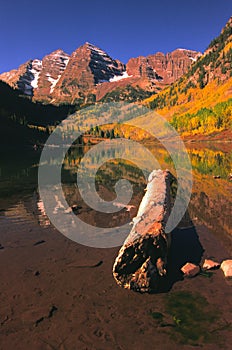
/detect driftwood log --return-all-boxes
[113,169,172,293]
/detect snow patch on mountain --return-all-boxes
[30,59,42,88]
[47,74,62,93]
[109,71,132,82]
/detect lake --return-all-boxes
[0,141,232,349]
[0,141,231,247]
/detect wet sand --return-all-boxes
[0,215,231,350]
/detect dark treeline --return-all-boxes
[0,81,79,126]
[0,81,80,146]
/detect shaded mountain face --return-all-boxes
[0,50,70,102]
[0,43,200,104]
[0,59,42,96]
[50,43,126,104]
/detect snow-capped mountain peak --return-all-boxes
[0,43,201,104]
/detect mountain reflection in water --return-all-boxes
[0,142,231,244]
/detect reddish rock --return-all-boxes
[0,43,199,104]
[33,49,70,103]
[50,43,126,104]
[48,44,94,104]
[2,14,232,107]
[181,262,200,277]
[127,49,201,84]
[202,259,220,270]
[0,43,125,104]
[0,59,42,96]
[221,260,232,278]
[126,56,162,79]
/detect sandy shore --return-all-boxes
[0,216,231,350]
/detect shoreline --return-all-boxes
[0,212,232,349]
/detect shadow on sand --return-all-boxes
[156,223,204,293]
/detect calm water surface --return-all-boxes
[0,142,231,248]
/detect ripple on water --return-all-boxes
[0,198,51,230]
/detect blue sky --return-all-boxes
[1,0,231,73]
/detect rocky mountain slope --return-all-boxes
[127,49,201,84]
[137,16,232,137]
[0,43,200,104]
[146,17,232,112]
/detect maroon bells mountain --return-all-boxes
[0,42,201,104]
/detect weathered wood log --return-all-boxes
[113,169,172,293]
